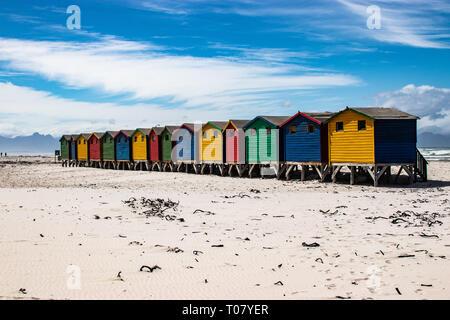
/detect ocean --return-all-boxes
[419,147,450,161]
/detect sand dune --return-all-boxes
[0,157,449,299]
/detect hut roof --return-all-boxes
[222,119,251,132]
[60,134,73,141]
[176,123,203,132]
[204,121,228,131]
[164,125,179,134]
[243,116,291,129]
[115,130,135,138]
[280,111,335,127]
[77,133,90,140]
[102,131,118,138]
[325,107,419,123]
[133,128,152,136]
[88,132,105,140]
[151,127,165,135]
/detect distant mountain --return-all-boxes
[0,132,59,155]
[418,132,450,148]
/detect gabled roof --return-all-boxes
[325,107,419,123]
[132,128,152,136]
[88,132,105,140]
[115,130,134,138]
[222,119,251,132]
[151,126,165,135]
[243,115,291,129]
[102,131,118,139]
[175,123,203,132]
[77,133,90,140]
[163,125,179,134]
[203,121,228,131]
[280,111,335,127]
[60,134,73,142]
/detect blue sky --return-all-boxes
[0,0,449,136]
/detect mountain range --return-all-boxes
[0,131,448,155]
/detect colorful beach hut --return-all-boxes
[279,112,334,180]
[200,121,227,175]
[325,107,424,186]
[172,123,201,173]
[101,131,117,169]
[243,116,290,177]
[76,133,90,166]
[59,135,73,166]
[156,126,178,171]
[88,132,104,167]
[221,120,249,176]
[131,128,152,170]
[114,130,134,169]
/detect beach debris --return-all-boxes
[319,209,338,215]
[193,250,203,255]
[139,265,161,273]
[278,264,282,268]
[223,192,250,199]
[193,209,215,215]
[274,281,283,286]
[94,215,100,219]
[250,189,261,194]
[315,258,324,264]
[336,296,351,299]
[367,210,443,228]
[419,232,439,238]
[116,271,124,281]
[19,288,27,294]
[421,284,432,287]
[211,244,224,247]
[302,242,320,248]
[40,234,44,238]
[395,287,402,295]
[128,241,142,246]
[167,247,184,253]
[123,197,180,221]
[398,254,415,258]
[204,279,208,284]
[118,234,127,238]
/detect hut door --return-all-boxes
[233,133,237,162]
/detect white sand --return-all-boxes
[0,156,449,300]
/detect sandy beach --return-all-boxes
[0,156,449,300]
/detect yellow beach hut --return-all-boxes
[131,128,152,170]
[200,121,228,175]
[76,133,90,166]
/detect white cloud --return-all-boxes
[375,84,450,134]
[0,36,359,109]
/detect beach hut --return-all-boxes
[172,123,201,173]
[131,128,152,170]
[114,130,134,169]
[325,107,425,186]
[88,132,104,168]
[200,121,228,175]
[101,131,117,169]
[243,116,290,177]
[70,134,78,165]
[59,135,72,167]
[154,126,178,171]
[222,120,249,176]
[76,133,90,166]
[279,112,334,181]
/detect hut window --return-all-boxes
[152,136,156,142]
[95,140,98,144]
[179,136,183,142]
[336,122,344,132]
[203,132,207,139]
[289,126,296,134]
[110,138,113,143]
[83,140,86,144]
[165,135,169,141]
[118,138,121,143]
[266,127,271,135]
[251,128,256,136]
[307,124,315,133]
[358,120,366,131]
[125,138,128,143]
[141,136,145,142]
[79,140,81,145]
[214,131,218,139]
[134,136,137,142]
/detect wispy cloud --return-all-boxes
[0,36,359,110]
[375,84,450,134]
